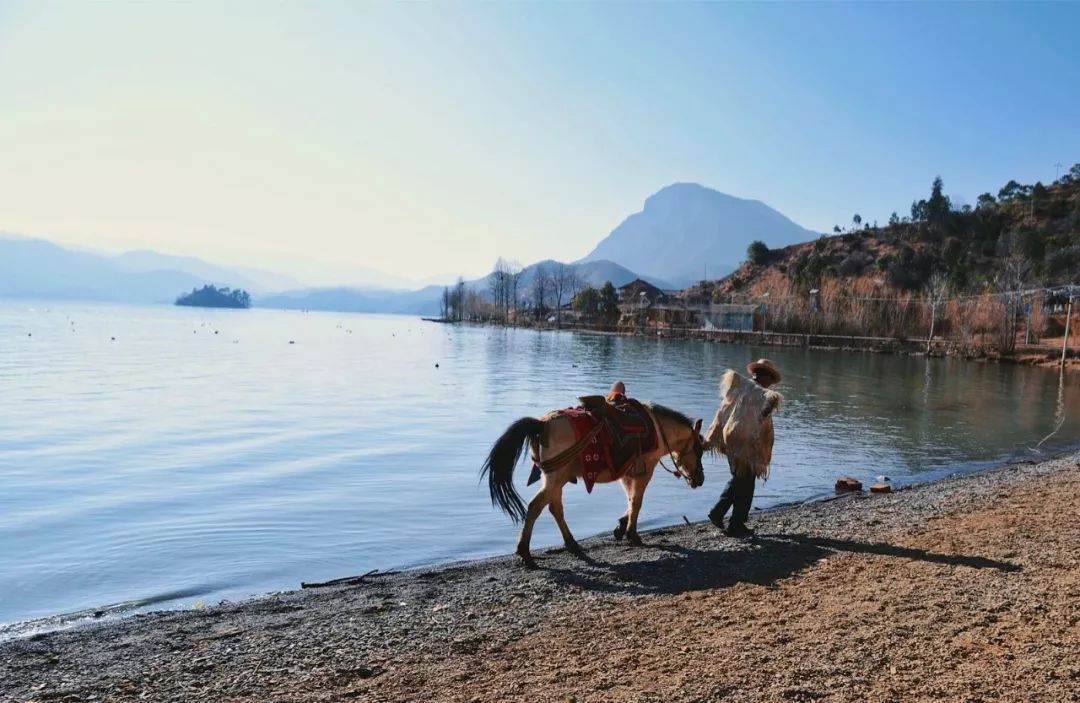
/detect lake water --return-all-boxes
[3,301,1079,636]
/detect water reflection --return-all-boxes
[1,302,1078,630]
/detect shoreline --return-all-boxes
[2,442,1065,642]
[4,450,1078,702]
[439,318,1080,371]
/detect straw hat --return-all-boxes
[746,359,781,384]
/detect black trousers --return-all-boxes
[710,473,756,527]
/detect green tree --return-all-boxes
[998,180,1028,201]
[571,285,599,317]
[852,213,862,228]
[598,281,620,324]
[976,192,996,209]
[927,176,951,225]
[889,211,900,226]
[942,236,963,271]
[1017,230,1046,263]
[746,240,771,265]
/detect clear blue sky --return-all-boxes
[0,2,1077,282]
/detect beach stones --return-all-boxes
[835,477,863,493]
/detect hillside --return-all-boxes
[690,167,1080,303]
[672,166,1080,354]
[581,182,817,286]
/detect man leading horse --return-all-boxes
[705,358,783,537]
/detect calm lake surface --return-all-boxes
[3,301,1079,634]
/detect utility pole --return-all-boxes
[1055,162,1064,181]
[1062,295,1073,369]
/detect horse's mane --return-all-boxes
[646,402,694,428]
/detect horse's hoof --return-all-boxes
[519,555,539,570]
[626,533,643,547]
[613,517,628,540]
[565,540,584,555]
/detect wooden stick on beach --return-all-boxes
[301,568,380,589]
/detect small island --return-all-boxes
[175,284,251,309]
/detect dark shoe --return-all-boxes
[724,523,755,538]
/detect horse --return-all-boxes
[481,402,706,567]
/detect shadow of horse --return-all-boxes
[541,533,1021,596]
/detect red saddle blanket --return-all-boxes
[529,400,658,493]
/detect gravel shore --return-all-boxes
[4,453,1079,702]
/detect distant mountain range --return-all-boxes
[581,182,818,287]
[259,258,672,316]
[0,183,818,313]
[0,234,299,303]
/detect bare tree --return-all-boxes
[533,263,551,322]
[508,260,523,325]
[551,263,579,328]
[454,277,466,322]
[488,258,513,323]
[997,253,1029,354]
[925,271,948,354]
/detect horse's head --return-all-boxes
[672,417,705,489]
[650,404,706,489]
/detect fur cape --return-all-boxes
[704,370,782,479]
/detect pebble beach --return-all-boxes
[3,453,1079,702]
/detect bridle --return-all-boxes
[655,413,701,481]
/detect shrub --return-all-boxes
[746,240,771,265]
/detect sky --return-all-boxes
[1,2,1077,285]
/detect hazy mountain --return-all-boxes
[255,258,668,316]
[581,183,818,287]
[0,235,305,303]
[0,236,207,303]
[113,250,301,294]
[511,258,672,293]
[257,285,446,316]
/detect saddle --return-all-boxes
[528,396,659,492]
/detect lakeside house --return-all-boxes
[616,277,762,331]
[700,303,760,332]
[618,278,669,308]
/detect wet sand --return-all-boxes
[4,453,1079,702]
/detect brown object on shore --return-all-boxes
[870,482,892,493]
[3,457,1078,703]
[835,476,863,492]
[300,568,380,589]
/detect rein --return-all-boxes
[654,410,692,480]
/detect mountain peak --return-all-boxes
[580,183,817,286]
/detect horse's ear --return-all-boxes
[693,418,702,433]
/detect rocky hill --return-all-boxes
[686,166,1080,305]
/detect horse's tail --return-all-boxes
[480,417,543,524]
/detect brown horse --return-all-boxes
[481,403,706,566]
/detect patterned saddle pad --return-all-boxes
[528,398,658,492]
